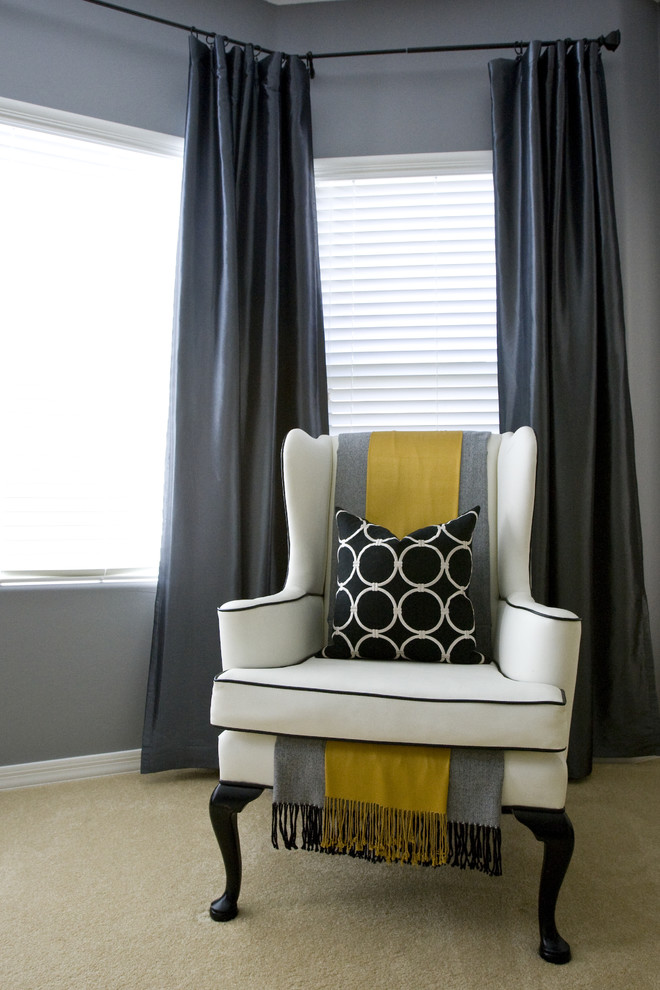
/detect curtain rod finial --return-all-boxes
[600,30,621,51]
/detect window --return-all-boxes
[0,99,183,583]
[315,152,498,434]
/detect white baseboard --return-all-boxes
[0,749,142,791]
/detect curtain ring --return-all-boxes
[190,27,213,50]
[305,51,316,79]
[514,41,524,58]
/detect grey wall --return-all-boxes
[1,585,155,765]
[1,0,658,767]
[0,0,273,136]
[275,0,629,158]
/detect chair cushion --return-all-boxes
[211,657,568,752]
[322,508,484,664]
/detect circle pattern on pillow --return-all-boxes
[323,507,484,664]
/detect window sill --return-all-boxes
[0,576,158,590]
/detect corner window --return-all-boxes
[0,99,183,583]
[315,152,498,434]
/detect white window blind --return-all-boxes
[0,99,183,583]
[315,152,498,434]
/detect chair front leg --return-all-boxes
[209,782,264,921]
[513,808,575,964]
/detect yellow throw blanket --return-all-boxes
[322,741,451,867]
[366,430,463,537]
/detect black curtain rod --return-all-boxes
[310,31,621,60]
[81,0,621,70]
[82,0,258,49]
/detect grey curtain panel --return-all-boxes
[489,40,660,778]
[142,37,328,772]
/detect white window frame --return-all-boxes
[314,150,498,434]
[0,98,183,587]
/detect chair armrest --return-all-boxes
[494,594,581,718]
[218,589,325,670]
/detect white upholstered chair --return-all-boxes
[208,427,581,963]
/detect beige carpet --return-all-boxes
[1,761,658,990]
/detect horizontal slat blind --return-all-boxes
[0,100,182,582]
[315,154,498,434]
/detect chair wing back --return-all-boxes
[281,429,334,596]
[496,426,536,601]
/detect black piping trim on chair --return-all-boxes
[504,597,581,622]
[215,677,567,706]
[218,592,324,614]
[216,726,569,753]
[214,655,318,682]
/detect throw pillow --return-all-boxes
[323,507,484,664]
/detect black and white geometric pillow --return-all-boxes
[323,507,485,664]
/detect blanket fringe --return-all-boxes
[273,801,502,875]
[272,802,323,852]
[321,797,449,868]
[447,820,502,876]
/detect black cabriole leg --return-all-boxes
[209,782,264,922]
[513,808,575,964]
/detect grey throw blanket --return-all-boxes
[272,736,504,876]
[273,431,502,874]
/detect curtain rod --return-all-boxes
[81,1,621,73]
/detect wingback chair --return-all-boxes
[208,427,581,963]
